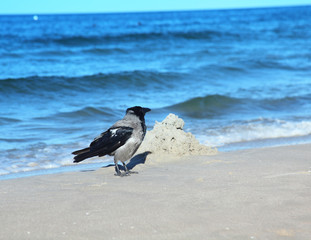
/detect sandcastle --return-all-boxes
[138,113,217,158]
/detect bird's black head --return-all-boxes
[126,106,151,121]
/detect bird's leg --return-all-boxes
[123,162,129,173]
[114,163,122,176]
[114,161,129,177]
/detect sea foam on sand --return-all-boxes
[138,114,217,159]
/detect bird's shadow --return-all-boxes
[102,151,152,171]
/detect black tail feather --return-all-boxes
[72,147,110,163]
[72,147,94,163]
[72,147,90,155]
[73,151,96,163]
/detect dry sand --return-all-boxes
[0,143,310,240]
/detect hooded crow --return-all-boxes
[72,106,151,176]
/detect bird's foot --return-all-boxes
[114,172,130,177]
[114,171,138,177]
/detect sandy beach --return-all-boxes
[0,143,310,240]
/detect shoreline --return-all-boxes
[0,141,310,180]
[1,139,310,181]
[0,143,310,239]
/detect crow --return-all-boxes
[72,106,151,176]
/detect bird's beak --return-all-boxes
[143,108,151,113]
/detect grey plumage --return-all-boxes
[72,106,150,176]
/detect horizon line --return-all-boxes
[0,4,309,16]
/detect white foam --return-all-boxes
[201,119,311,147]
[0,142,112,176]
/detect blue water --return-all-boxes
[1,6,311,176]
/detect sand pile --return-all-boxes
[138,114,217,159]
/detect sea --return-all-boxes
[1,6,311,178]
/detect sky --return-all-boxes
[1,0,311,14]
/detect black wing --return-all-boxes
[73,126,133,163]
